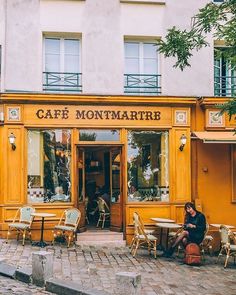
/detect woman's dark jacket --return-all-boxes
[185,211,206,244]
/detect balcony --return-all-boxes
[214,75,236,97]
[124,74,161,95]
[43,72,82,93]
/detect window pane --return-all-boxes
[45,55,60,72]
[125,58,139,73]
[125,42,139,58]
[79,129,120,141]
[45,39,60,72]
[143,58,157,74]
[45,38,60,54]
[64,55,79,72]
[127,130,169,202]
[65,39,80,55]
[27,129,71,203]
[143,43,156,58]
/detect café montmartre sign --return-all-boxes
[36,107,161,121]
[24,105,172,126]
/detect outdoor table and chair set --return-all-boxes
[130,212,236,268]
[6,205,81,248]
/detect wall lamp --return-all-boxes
[179,134,187,151]
[8,133,16,150]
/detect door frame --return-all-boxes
[76,143,125,235]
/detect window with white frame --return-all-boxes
[124,41,161,95]
[214,48,236,97]
[43,37,81,92]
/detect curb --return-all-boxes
[46,278,109,295]
[0,262,109,295]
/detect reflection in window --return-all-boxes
[79,129,120,141]
[127,130,169,202]
[27,129,71,203]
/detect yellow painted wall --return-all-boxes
[196,142,236,225]
[1,94,236,248]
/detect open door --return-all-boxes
[110,147,123,232]
[77,147,86,231]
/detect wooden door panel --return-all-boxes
[110,147,123,232]
[77,148,86,231]
[110,203,122,232]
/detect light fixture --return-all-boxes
[8,133,16,150]
[179,134,187,151]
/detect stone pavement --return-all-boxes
[0,239,235,295]
[0,274,52,294]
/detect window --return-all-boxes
[79,129,120,141]
[27,129,71,203]
[43,37,82,92]
[127,130,169,202]
[214,49,236,97]
[124,41,161,95]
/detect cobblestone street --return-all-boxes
[0,240,235,295]
[0,273,52,295]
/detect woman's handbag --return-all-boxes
[184,243,201,265]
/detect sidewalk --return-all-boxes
[0,239,235,295]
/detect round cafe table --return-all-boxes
[31,212,56,248]
[150,218,175,250]
[150,217,175,223]
[155,222,182,250]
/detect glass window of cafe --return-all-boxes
[127,130,169,202]
[27,129,71,203]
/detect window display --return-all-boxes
[27,129,71,203]
[127,130,169,202]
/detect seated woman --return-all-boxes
[165,202,206,257]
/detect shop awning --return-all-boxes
[192,131,236,143]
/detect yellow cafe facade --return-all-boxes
[0,93,235,247]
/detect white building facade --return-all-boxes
[0,0,217,96]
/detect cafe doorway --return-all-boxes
[77,145,123,232]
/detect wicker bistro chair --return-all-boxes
[130,213,155,250]
[7,206,35,246]
[52,208,81,247]
[217,225,236,268]
[130,212,157,259]
[96,197,110,229]
[199,223,213,258]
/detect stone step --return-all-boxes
[76,230,126,246]
[78,231,123,241]
[76,240,127,247]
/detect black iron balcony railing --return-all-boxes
[124,74,161,95]
[43,72,82,92]
[214,75,236,97]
